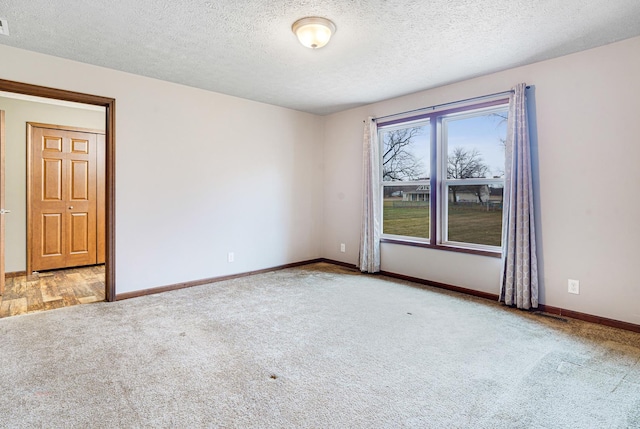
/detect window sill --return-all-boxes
[380,237,502,258]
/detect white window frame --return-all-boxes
[379,118,431,243]
[378,99,508,256]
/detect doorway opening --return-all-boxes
[0,79,115,317]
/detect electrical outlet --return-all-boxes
[0,19,9,36]
[227,252,234,263]
[340,243,346,253]
[568,279,580,295]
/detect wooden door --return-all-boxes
[0,110,5,294]
[30,125,99,271]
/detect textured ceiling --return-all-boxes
[1,0,639,115]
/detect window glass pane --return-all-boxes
[447,184,503,246]
[383,184,429,239]
[445,112,507,179]
[381,124,430,182]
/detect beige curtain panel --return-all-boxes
[500,83,539,309]
[359,117,381,273]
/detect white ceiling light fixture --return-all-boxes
[292,17,336,49]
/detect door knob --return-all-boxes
[69,206,73,209]
[0,209,10,214]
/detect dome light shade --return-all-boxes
[292,17,336,49]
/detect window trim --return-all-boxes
[378,98,508,257]
[380,237,502,258]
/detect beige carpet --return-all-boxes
[1,262,639,428]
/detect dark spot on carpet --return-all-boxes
[407,312,412,315]
[270,374,278,379]
[179,332,186,336]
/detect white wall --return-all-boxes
[0,95,105,272]
[2,36,639,326]
[0,44,324,294]
[322,36,640,325]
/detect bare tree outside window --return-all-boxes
[447,147,488,179]
[447,147,489,203]
[382,127,426,181]
[491,112,508,151]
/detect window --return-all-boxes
[379,100,508,255]
[381,121,431,239]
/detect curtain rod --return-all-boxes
[370,85,530,123]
